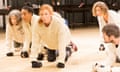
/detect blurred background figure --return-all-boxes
[52,0,61,6]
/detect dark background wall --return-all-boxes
[6,0,120,27]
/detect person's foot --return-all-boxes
[57,62,65,68]
[6,52,14,56]
[69,42,78,52]
[21,51,29,58]
[31,61,42,68]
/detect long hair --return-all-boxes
[92,1,109,17]
[8,9,22,26]
[38,4,54,24]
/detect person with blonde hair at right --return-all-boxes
[92,1,120,42]
[92,1,120,56]
[92,1,120,72]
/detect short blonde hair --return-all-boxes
[39,4,54,15]
[92,1,108,17]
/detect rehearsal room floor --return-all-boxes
[0,26,107,72]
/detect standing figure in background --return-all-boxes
[52,0,61,6]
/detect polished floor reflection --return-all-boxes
[0,27,105,72]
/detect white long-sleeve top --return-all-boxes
[6,22,24,52]
[99,42,120,67]
[22,14,40,51]
[116,40,120,60]
[97,10,120,41]
[102,43,116,66]
[6,14,40,52]
[31,15,71,63]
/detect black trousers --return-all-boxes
[13,41,32,48]
[13,41,23,48]
[43,46,71,62]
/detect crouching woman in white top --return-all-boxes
[31,4,73,68]
[6,10,26,57]
[6,9,32,58]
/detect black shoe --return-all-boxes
[31,61,42,68]
[57,62,65,68]
[21,51,29,58]
[100,65,105,68]
[37,53,44,60]
[6,52,13,56]
[65,47,72,62]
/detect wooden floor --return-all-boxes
[0,27,105,72]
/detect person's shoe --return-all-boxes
[65,46,72,62]
[31,61,42,68]
[37,53,44,60]
[21,51,29,58]
[57,62,65,68]
[6,52,13,56]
